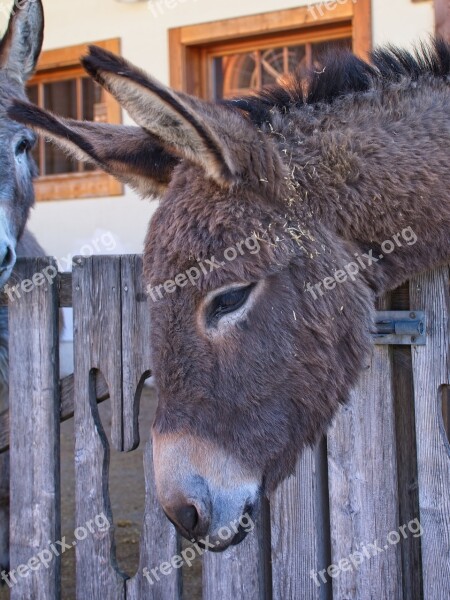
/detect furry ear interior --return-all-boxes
[82,46,261,188]
[0,0,44,83]
[8,101,179,198]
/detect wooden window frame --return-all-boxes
[169,1,372,96]
[28,38,123,202]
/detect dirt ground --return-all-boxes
[0,387,202,600]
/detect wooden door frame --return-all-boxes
[435,0,450,40]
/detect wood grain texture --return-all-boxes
[202,503,268,600]
[270,445,325,600]
[410,266,450,600]
[126,441,182,600]
[392,347,422,600]
[75,256,123,451]
[0,372,110,454]
[9,258,61,600]
[73,257,126,600]
[327,296,402,599]
[176,4,354,46]
[120,256,152,452]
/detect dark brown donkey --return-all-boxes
[0,0,46,569]
[11,40,450,551]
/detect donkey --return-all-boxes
[10,39,450,551]
[0,0,46,569]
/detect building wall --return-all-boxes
[2,0,436,261]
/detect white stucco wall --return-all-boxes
[2,0,435,262]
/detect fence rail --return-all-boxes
[3,257,450,599]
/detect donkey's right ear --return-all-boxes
[0,0,44,83]
[8,101,179,197]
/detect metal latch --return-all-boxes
[372,311,426,345]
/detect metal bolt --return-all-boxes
[410,312,416,319]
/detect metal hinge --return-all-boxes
[372,311,426,345]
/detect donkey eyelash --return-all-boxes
[206,283,256,326]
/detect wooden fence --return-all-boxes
[1,257,449,600]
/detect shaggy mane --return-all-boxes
[226,38,450,125]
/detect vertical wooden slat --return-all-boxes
[327,299,402,598]
[410,266,450,600]
[202,507,267,600]
[74,255,123,449]
[73,257,125,600]
[120,256,152,452]
[392,347,423,600]
[122,255,181,598]
[126,441,182,600]
[352,0,372,60]
[9,258,60,599]
[270,445,326,600]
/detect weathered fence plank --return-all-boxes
[9,258,60,600]
[121,256,152,452]
[126,441,182,600]
[122,255,181,599]
[73,257,126,600]
[327,311,402,599]
[0,372,109,454]
[202,505,268,600]
[270,444,326,600]
[410,266,450,600]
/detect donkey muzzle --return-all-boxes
[152,431,261,550]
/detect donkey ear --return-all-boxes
[8,101,179,197]
[0,0,44,83]
[82,46,258,188]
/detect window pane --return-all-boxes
[27,84,38,105]
[43,80,78,118]
[213,52,258,98]
[212,38,352,100]
[82,78,102,121]
[82,79,103,171]
[43,80,78,174]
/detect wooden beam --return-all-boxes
[174,4,354,47]
[353,0,373,59]
[435,0,450,41]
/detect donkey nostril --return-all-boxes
[174,504,199,534]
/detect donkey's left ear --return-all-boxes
[0,0,44,83]
[82,46,260,188]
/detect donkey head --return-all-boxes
[0,0,43,287]
[10,47,375,550]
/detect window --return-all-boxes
[169,2,372,99]
[211,38,352,100]
[27,39,123,201]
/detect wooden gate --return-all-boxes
[1,257,449,599]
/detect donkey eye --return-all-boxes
[15,138,31,155]
[208,284,255,323]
